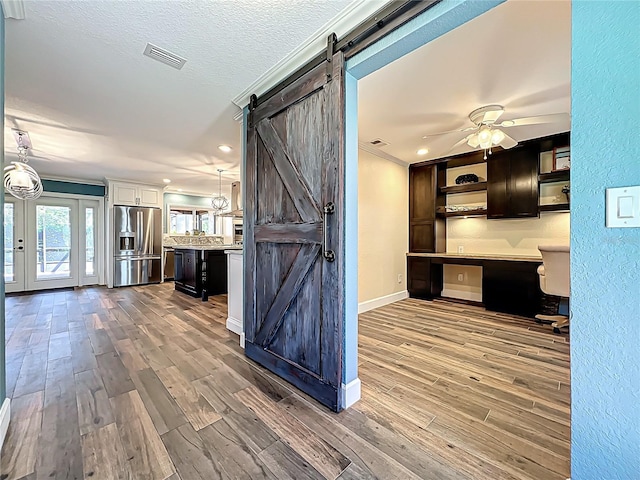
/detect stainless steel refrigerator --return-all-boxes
[113,206,162,287]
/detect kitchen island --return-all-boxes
[174,245,242,299]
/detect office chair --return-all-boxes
[535,245,570,333]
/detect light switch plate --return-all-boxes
[606,186,640,228]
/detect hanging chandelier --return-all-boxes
[211,168,229,214]
[4,131,43,200]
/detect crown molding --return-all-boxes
[1,0,25,19]
[358,141,408,167]
[232,0,389,108]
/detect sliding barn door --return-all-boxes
[245,52,345,411]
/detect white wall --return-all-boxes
[358,149,408,304]
[443,212,570,301]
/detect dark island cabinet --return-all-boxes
[174,249,197,295]
[487,146,539,219]
[174,249,228,299]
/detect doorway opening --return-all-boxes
[349,1,571,478]
[4,193,104,293]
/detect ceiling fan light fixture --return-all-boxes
[477,126,493,149]
[491,129,505,145]
[467,133,480,148]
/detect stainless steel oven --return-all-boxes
[232,219,243,245]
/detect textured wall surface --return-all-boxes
[358,149,408,303]
[571,2,640,478]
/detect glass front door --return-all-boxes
[4,197,26,293]
[6,195,103,292]
[27,198,78,290]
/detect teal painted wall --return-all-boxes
[571,2,640,478]
[42,179,105,197]
[0,13,6,402]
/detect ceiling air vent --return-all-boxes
[143,43,187,70]
[369,138,390,148]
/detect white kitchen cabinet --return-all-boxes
[225,249,244,348]
[109,181,162,208]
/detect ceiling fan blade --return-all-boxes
[449,135,474,152]
[482,109,504,124]
[499,133,518,149]
[423,126,475,138]
[496,113,569,128]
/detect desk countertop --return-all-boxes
[173,245,243,251]
[406,252,542,263]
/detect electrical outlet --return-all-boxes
[397,274,402,284]
[457,273,464,282]
[458,245,464,253]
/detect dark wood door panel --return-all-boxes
[409,165,436,221]
[483,261,542,317]
[487,151,510,219]
[410,221,435,252]
[245,53,345,411]
[487,147,539,219]
[509,147,539,218]
[407,257,442,299]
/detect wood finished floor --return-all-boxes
[1,283,570,480]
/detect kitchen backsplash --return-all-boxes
[163,234,225,246]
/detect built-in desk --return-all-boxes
[407,252,543,318]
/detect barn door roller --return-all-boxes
[326,33,337,81]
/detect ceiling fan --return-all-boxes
[424,105,569,159]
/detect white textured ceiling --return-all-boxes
[4,0,355,193]
[358,0,571,164]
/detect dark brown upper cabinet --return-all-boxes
[487,146,539,219]
[409,164,444,252]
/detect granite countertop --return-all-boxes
[407,252,542,262]
[173,245,243,251]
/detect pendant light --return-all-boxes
[211,169,229,213]
[4,131,43,200]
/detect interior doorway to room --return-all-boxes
[4,194,103,292]
[349,1,571,478]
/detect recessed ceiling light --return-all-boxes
[218,145,232,153]
[417,148,429,155]
[163,178,171,183]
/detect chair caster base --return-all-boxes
[551,317,569,334]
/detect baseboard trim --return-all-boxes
[226,316,243,335]
[341,378,361,409]
[358,290,408,314]
[226,317,245,349]
[0,398,10,454]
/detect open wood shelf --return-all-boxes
[437,209,487,218]
[539,203,570,212]
[539,170,570,183]
[439,181,487,194]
